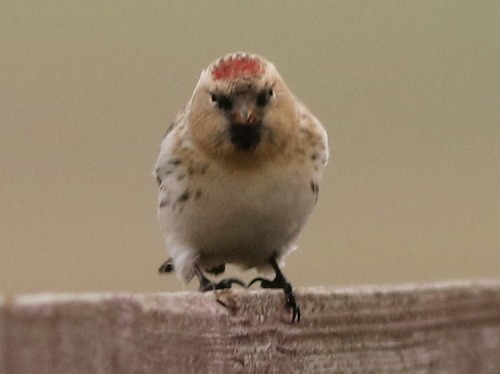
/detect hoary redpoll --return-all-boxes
[155,53,328,322]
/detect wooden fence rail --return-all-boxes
[1,280,500,373]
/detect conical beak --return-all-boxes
[233,103,257,125]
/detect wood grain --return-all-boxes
[1,280,500,373]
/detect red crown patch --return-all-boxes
[212,56,263,81]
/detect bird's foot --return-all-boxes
[248,276,301,323]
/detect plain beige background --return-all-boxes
[1,1,499,294]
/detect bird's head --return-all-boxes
[188,53,299,166]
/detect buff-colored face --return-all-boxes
[188,53,300,167]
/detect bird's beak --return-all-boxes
[233,103,258,125]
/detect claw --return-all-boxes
[248,277,269,288]
[287,293,301,323]
[248,273,301,323]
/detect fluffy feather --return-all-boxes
[155,52,328,283]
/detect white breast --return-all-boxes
[159,159,317,274]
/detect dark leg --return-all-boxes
[194,265,246,291]
[158,258,175,274]
[248,257,301,322]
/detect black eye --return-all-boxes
[256,91,270,107]
[211,93,232,111]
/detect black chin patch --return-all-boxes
[229,123,261,151]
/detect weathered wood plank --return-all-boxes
[1,280,500,373]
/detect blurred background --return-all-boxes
[1,1,499,294]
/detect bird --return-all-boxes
[154,52,328,322]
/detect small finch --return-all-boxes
[154,53,328,322]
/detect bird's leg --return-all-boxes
[194,265,246,291]
[248,257,301,322]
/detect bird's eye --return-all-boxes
[210,93,232,111]
[256,91,270,107]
